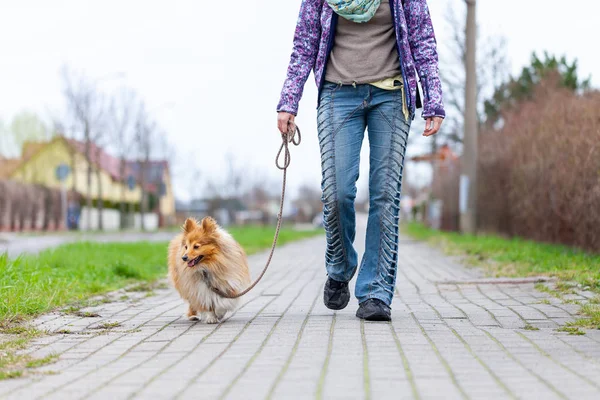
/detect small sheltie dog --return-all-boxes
[168,217,251,323]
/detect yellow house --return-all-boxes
[5,136,175,226]
[125,159,176,226]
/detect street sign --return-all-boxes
[127,175,136,190]
[55,164,71,182]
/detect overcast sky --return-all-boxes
[0,0,596,202]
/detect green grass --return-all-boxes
[92,321,121,330]
[404,222,600,290]
[25,354,58,369]
[523,324,540,331]
[0,226,322,324]
[0,225,321,380]
[0,242,168,324]
[557,326,586,335]
[73,311,100,318]
[563,304,600,330]
[0,328,54,380]
[226,225,323,255]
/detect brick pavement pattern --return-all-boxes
[1,217,600,399]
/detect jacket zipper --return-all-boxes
[389,0,412,117]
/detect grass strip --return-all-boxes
[1,226,322,323]
[0,226,322,381]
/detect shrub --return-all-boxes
[478,75,600,252]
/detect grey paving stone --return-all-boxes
[2,215,600,399]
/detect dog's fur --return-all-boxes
[168,217,251,323]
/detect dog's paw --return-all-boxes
[203,313,219,324]
[187,314,200,321]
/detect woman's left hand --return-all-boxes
[423,117,443,137]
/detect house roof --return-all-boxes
[7,136,170,193]
[0,142,49,178]
[22,142,47,161]
[126,160,169,193]
[64,138,124,181]
[0,157,20,179]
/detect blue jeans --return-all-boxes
[318,82,411,306]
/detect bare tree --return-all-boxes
[61,67,107,230]
[153,130,174,228]
[9,111,48,154]
[438,1,510,148]
[46,110,78,197]
[224,153,244,199]
[93,134,107,230]
[134,105,158,231]
[109,88,138,229]
[294,183,322,222]
[204,152,247,200]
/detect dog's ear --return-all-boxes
[182,218,198,234]
[201,216,217,233]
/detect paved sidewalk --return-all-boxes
[1,218,600,399]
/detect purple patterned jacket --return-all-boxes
[277,0,445,120]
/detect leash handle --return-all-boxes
[212,122,301,299]
[276,121,301,170]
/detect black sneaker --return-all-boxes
[323,277,350,310]
[356,299,391,321]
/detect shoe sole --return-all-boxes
[356,313,391,322]
[356,309,391,321]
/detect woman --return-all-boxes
[277,0,444,321]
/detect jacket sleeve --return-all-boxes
[277,0,324,116]
[404,0,445,119]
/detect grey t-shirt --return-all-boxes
[325,0,401,85]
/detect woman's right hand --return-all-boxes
[277,112,295,134]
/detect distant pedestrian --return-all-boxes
[277,0,444,321]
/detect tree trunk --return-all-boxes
[119,159,127,230]
[54,190,62,230]
[127,201,133,230]
[140,192,147,231]
[70,149,77,193]
[140,159,147,231]
[30,190,38,231]
[96,169,103,231]
[42,187,51,231]
[85,125,93,231]
[95,145,104,231]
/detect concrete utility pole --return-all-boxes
[460,0,478,234]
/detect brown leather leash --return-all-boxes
[211,121,301,299]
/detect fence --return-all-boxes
[0,180,71,231]
[78,207,159,231]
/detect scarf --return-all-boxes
[326,0,381,23]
